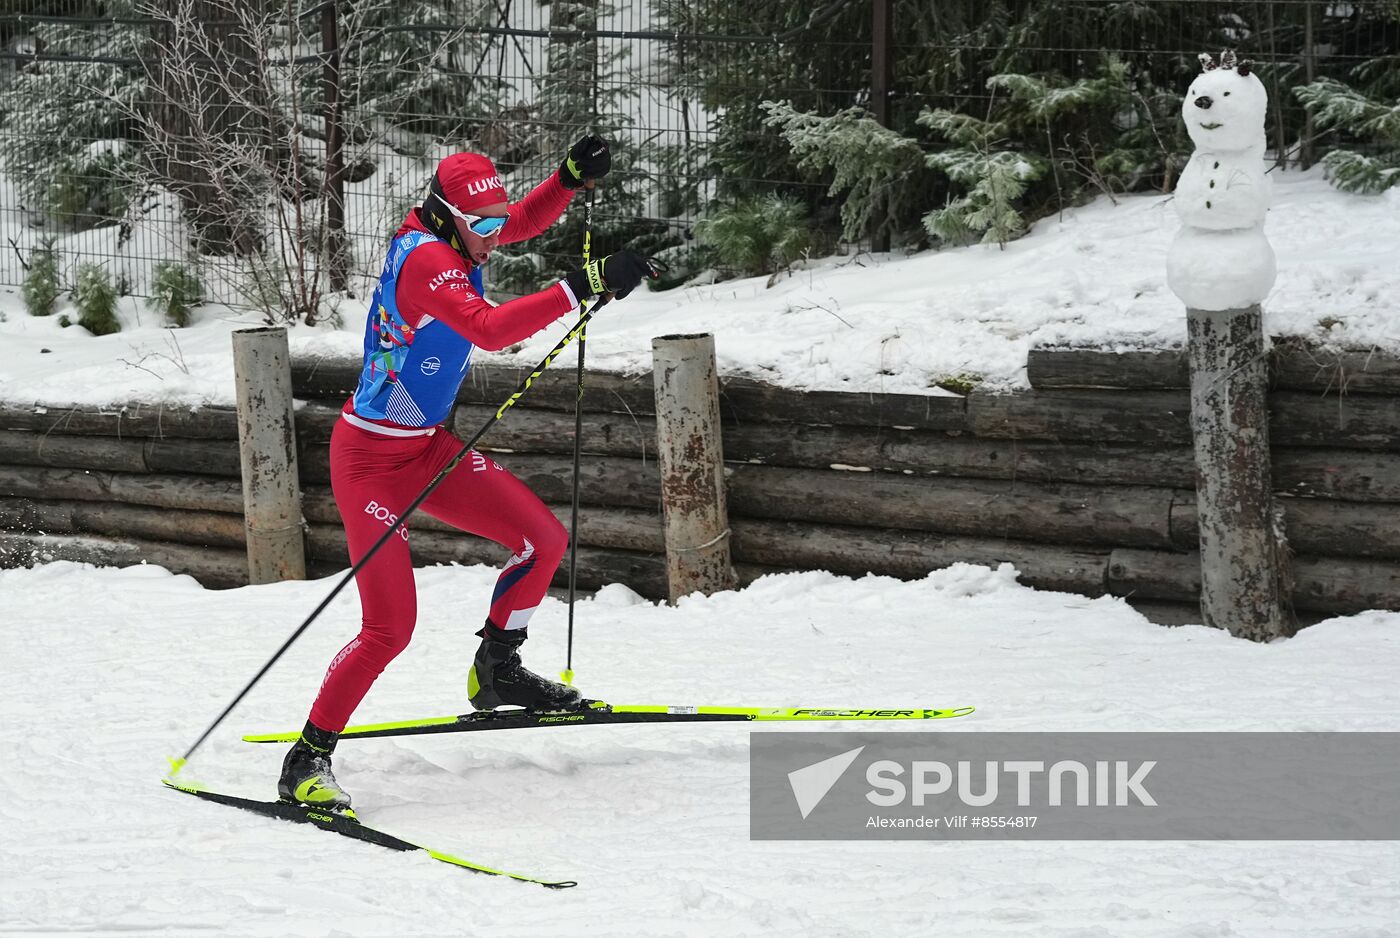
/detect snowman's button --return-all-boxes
[1213,162,1220,169]
[1209,180,1215,188]
[1206,201,1212,209]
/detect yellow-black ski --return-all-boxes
[162,779,576,888]
[244,703,976,743]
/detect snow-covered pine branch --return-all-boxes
[1296,75,1400,194]
[760,101,924,243]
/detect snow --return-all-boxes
[3,154,1399,932]
[1180,62,1270,159]
[2,560,1397,936]
[1167,63,1276,311]
[2,167,1398,407]
[1167,226,1277,311]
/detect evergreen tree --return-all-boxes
[982,57,1189,198]
[22,240,60,316]
[654,0,1397,264]
[693,194,814,277]
[918,111,1047,247]
[147,260,205,327]
[489,0,661,295]
[0,1,145,228]
[1296,60,1400,194]
[653,0,878,206]
[73,263,120,335]
[322,0,502,141]
[760,103,927,245]
[761,57,1168,249]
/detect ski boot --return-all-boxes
[468,621,583,712]
[278,721,353,813]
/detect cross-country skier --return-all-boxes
[278,136,657,810]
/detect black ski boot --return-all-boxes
[468,621,583,711]
[278,721,353,812]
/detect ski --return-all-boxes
[162,779,577,888]
[244,704,976,743]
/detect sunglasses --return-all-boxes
[442,198,508,237]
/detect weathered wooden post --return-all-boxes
[1167,52,1294,639]
[232,326,306,584]
[1185,307,1293,637]
[652,333,737,602]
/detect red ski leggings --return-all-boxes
[308,418,567,732]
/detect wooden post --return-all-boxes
[232,327,306,584]
[652,333,737,602]
[1186,306,1294,639]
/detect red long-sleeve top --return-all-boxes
[392,172,578,351]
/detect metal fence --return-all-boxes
[0,0,1393,313]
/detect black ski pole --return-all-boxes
[561,185,595,687]
[168,305,607,779]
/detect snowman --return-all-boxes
[1166,51,1276,311]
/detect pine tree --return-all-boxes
[918,111,1046,247]
[22,240,61,316]
[982,57,1188,200]
[73,263,120,336]
[489,0,662,294]
[147,261,205,327]
[324,0,501,141]
[652,0,1393,265]
[693,194,814,277]
[652,0,878,205]
[0,1,145,228]
[760,103,927,244]
[1296,62,1400,194]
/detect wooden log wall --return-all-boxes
[3,338,1400,627]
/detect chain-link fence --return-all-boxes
[0,0,1394,316]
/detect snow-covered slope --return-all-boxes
[1,168,1396,408]
[2,561,1397,936]
[4,165,1397,934]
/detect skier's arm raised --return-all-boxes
[500,135,613,244]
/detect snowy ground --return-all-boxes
[1,168,1397,409]
[2,560,1397,937]
[2,154,1398,934]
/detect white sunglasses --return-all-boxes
[441,199,508,237]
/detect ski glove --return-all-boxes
[564,250,655,301]
[559,134,611,190]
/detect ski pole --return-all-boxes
[561,184,595,687]
[168,304,608,780]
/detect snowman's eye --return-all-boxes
[1224,91,1232,96]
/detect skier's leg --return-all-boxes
[282,421,427,806]
[419,440,578,710]
[420,442,569,634]
[311,421,428,731]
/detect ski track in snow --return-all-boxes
[2,561,1397,936]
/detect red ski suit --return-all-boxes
[310,173,579,733]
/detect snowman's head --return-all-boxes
[1182,51,1268,153]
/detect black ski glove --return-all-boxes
[559,134,611,190]
[564,250,655,301]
